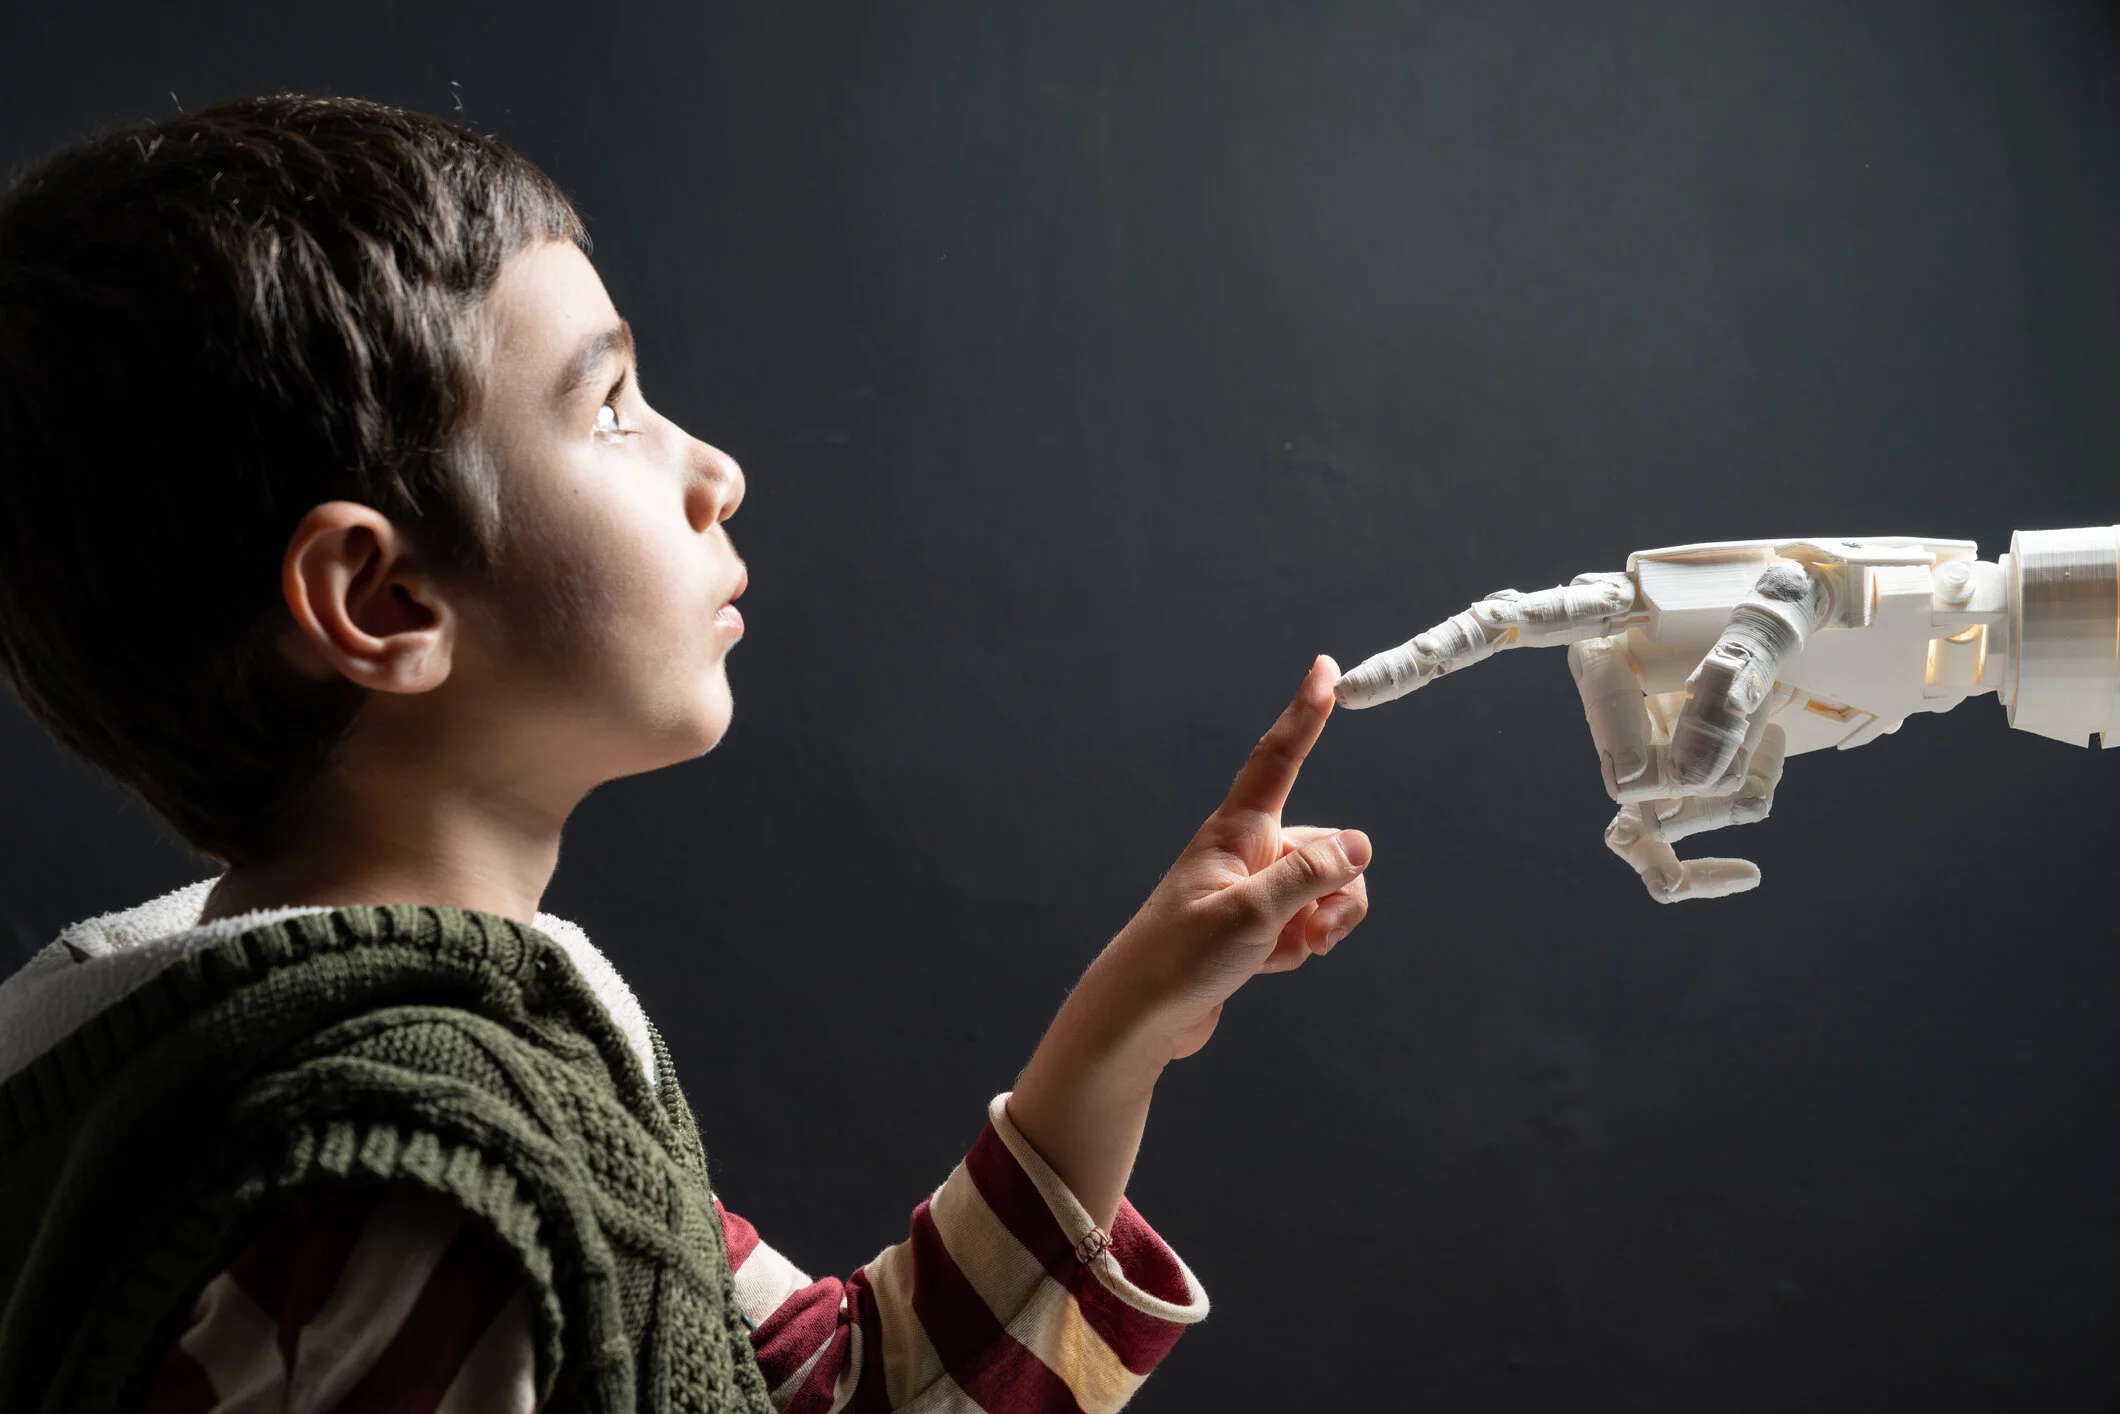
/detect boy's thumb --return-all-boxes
[1237,830,1371,928]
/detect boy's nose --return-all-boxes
[687,441,745,531]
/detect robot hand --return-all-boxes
[1335,528,2120,903]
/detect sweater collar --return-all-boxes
[0,879,657,1089]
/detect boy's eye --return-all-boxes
[594,364,639,439]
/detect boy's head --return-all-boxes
[0,94,747,868]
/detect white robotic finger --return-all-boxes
[1603,802,1763,903]
[1569,634,1651,799]
[1642,721,1788,844]
[1338,571,1634,709]
[1664,562,1830,790]
[1598,703,1785,902]
[1570,635,1777,805]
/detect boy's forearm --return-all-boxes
[1005,950,1174,1232]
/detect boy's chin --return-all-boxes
[681,682,735,760]
[686,713,734,760]
[609,716,731,780]
[604,678,732,773]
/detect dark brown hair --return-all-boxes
[0,93,590,866]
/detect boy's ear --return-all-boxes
[278,501,455,694]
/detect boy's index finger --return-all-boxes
[1219,656,1340,820]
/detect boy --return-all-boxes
[0,94,1373,1412]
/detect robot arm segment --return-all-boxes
[2001,525,2120,748]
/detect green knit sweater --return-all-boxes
[0,903,778,1414]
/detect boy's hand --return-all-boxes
[1007,656,1374,1228]
[1102,653,1373,1060]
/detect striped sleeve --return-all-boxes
[731,1092,1209,1414]
[139,1092,1208,1414]
[137,1184,536,1414]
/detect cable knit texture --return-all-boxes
[0,903,776,1414]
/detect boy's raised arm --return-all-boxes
[700,657,1379,1414]
[1006,654,1374,1229]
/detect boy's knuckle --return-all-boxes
[1223,889,1270,929]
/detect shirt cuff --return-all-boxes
[988,1091,1210,1329]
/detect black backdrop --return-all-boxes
[6,3,2120,1408]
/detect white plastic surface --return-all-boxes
[1337,528,2117,903]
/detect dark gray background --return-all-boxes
[5,2,2119,1408]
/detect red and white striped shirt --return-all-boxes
[139,1093,1208,1414]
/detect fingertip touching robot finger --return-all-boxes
[1336,525,2120,904]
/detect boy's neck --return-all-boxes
[197,773,572,929]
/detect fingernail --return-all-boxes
[1333,830,1371,870]
[1323,922,1349,947]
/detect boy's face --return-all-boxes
[457,238,748,786]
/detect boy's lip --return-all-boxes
[722,569,748,607]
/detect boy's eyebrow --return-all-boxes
[553,318,635,402]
